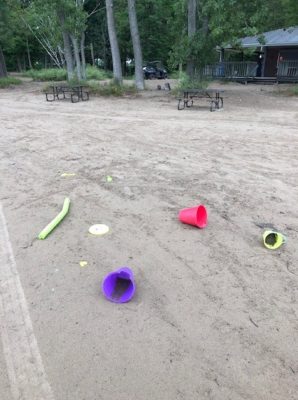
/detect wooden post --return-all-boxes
[219,48,225,62]
[262,47,267,77]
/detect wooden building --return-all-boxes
[204,27,298,83]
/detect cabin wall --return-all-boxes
[264,46,298,77]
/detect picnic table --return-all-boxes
[45,85,89,103]
[177,88,224,112]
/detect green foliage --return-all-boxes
[24,1,62,51]
[173,71,210,93]
[292,86,298,96]
[25,68,67,81]
[42,80,137,97]
[205,0,267,44]
[137,0,179,65]
[0,76,22,88]
[204,0,298,47]
[168,70,180,79]
[32,0,87,38]
[26,66,112,81]
[115,0,180,70]
[1,1,31,58]
[275,85,298,97]
[85,66,112,80]
[2,0,298,78]
[86,81,137,96]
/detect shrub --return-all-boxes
[26,66,113,82]
[275,84,298,97]
[171,71,210,96]
[25,68,67,81]
[169,70,180,79]
[86,81,137,96]
[86,66,112,80]
[42,80,137,97]
[0,76,22,88]
[291,85,298,96]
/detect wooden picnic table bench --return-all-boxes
[177,88,224,112]
[45,85,89,103]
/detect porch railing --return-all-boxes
[202,61,258,78]
[277,60,298,77]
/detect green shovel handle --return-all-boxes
[38,197,70,240]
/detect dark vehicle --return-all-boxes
[143,61,168,79]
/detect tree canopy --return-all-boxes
[1,0,297,80]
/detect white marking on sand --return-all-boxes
[0,204,55,400]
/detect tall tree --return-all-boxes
[105,0,123,84]
[21,1,65,68]
[68,0,88,81]
[57,7,75,80]
[0,1,9,77]
[127,0,144,89]
[0,47,7,78]
[31,0,87,81]
[187,0,197,78]
[2,0,298,79]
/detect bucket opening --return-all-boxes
[265,233,277,246]
[111,277,132,300]
[196,206,207,227]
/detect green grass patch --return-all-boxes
[25,68,67,81]
[274,84,298,97]
[123,75,134,80]
[0,76,22,88]
[86,81,137,96]
[290,85,298,96]
[42,80,138,97]
[168,70,180,79]
[26,66,112,82]
[86,66,112,80]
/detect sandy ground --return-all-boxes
[0,79,298,400]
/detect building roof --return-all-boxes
[225,27,298,49]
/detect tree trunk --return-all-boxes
[80,32,86,80]
[57,11,74,81]
[71,35,82,81]
[58,46,65,67]
[17,56,22,72]
[102,26,108,70]
[105,0,122,85]
[0,46,8,78]
[127,0,144,90]
[26,38,32,69]
[90,42,95,66]
[62,31,75,80]
[203,16,209,36]
[186,0,197,79]
[22,53,26,71]
[179,62,183,78]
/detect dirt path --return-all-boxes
[0,81,298,400]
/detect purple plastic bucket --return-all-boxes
[102,267,136,303]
